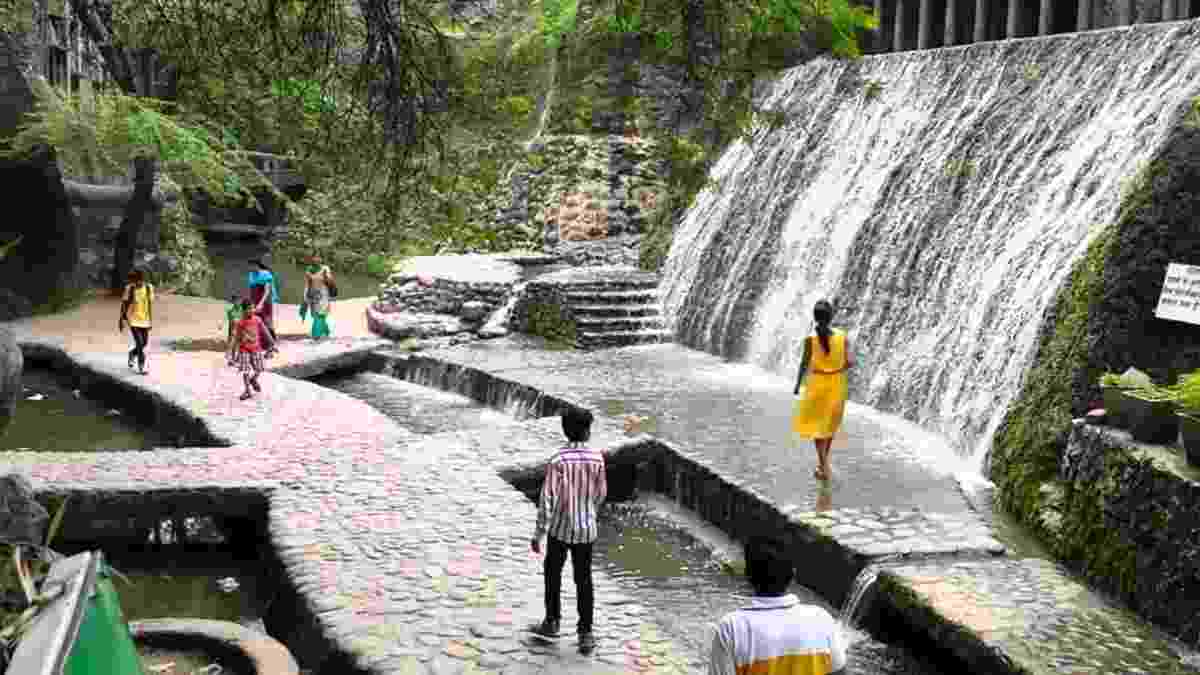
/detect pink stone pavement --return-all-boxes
[0,295,698,674]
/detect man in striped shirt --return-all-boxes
[530,407,607,654]
[710,536,847,675]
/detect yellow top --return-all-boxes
[807,330,847,374]
[123,283,154,328]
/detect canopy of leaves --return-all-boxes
[3,79,269,204]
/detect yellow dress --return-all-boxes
[792,329,849,441]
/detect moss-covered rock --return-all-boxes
[990,115,1200,621]
[525,302,577,346]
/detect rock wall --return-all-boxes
[488,135,668,268]
[0,327,21,435]
[1045,423,1200,645]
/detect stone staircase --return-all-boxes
[515,267,672,350]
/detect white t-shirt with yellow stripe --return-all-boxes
[709,594,848,675]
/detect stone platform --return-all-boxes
[878,559,1199,674]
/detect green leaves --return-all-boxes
[543,0,580,50]
[5,81,268,207]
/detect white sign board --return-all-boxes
[1155,263,1200,325]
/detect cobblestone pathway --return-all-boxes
[1,333,707,674]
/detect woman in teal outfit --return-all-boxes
[301,254,335,340]
[247,259,279,352]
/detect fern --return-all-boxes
[3,80,270,205]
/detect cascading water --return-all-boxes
[480,281,528,335]
[839,564,885,641]
[660,21,1200,461]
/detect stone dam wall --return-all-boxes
[660,19,1200,462]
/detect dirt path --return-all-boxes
[6,293,377,354]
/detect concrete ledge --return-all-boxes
[380,351,587,418]
[268,339,391,380]
[131,618,300,675]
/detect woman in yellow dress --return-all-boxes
[792,300,854,480]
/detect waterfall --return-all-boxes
[660,21,1200,459]
[480,281,528,335]
[839,564,883,641]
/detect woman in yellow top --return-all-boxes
[792,300,854,481]
[118,269,154,375]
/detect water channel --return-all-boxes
[316,368,958,674]
[2,369,274,636]
[2,369,170,452]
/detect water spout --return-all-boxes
[839,564,884,642]
[480,281,528,335]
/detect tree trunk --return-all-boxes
[110,157,156,291]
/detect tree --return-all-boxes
[2,79,274,289]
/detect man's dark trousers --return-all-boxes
[544,536,594,633]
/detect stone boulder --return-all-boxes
[459,300,490,323]
[0,288,33,322]
[0,474,46,546]
[0,147,80,308]
[0,326,19,435]
[366,306,469,340]
[544,191,610,243]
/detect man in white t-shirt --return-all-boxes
[709,536,847,675]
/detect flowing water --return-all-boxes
[1,369,167,452]
[659,21,1200,460]
[840,565,885,634]
[311,370,522,434]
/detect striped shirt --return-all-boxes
[534,444,607,544]
[709,594,847,675]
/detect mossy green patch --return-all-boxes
[526,302,577,347]
[1054,453,1144,597]
[989,225,1115,536]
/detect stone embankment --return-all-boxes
[368,253,528,343]
[368,254,672,350]
[1034,422,1200,646]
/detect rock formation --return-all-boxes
[0,326,21,436]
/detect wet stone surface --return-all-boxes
[790,508,1005,559]
[398,338,974,514]
[880,559,1200,675]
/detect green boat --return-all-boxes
[6,550,145,675]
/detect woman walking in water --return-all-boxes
[792,300,854,480]
[301,254,335,341]
[247,259,279,354]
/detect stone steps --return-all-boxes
[561,278,661,293]
[572,303,662,318]
[576,329,671,349]
[564,289,660,304]
[575,316,664,333]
